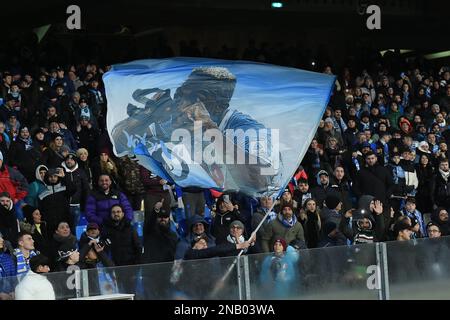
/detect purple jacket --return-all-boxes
[85,188,133,226]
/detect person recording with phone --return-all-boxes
[211,195,243,245]
[38,167,77,234]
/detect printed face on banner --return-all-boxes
[104,58,334,196]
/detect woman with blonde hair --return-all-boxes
[91,148,120,186]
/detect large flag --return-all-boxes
[103,58,335,198]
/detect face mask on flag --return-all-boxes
[103,58,335,198]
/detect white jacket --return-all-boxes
[15,271,56,300]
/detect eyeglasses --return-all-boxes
[230,226,242,229]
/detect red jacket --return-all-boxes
[0,165,28,202]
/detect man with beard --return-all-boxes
[142,199,178,264]
[38,168,77,234]
[0,192,18,247]
[261,203,306,252]
[432,159,450,209]
[61,153,90,228]
[430,207,449,236]
[7,126,43,183]
[353,151,394,206]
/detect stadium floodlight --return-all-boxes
[424,51,450,60]
[271,2,283,8]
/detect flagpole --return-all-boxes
[208,196,278,299]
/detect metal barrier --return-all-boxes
[3,236,450,300]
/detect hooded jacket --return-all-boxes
[175,215,215,260]
[61,161,90,209]
[25,165,48,208]
[7,136,43,183]
[38,174,76,233]
[0,164,28,203]
[431,207,450,236]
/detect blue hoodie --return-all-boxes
[174,215,216,260]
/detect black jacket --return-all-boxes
[61,163,90,209]
[431,171,450,209]
[142,209,178,264]
[184,243,237,260]
[352,164,394,203]
[0,203,18,247]
[211,209,242,245]
[38,175,77,233]
[7,138,43,183]
[101,217,142,266]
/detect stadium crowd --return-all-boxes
[0,41,449,299]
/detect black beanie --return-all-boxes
[325,194,341,210]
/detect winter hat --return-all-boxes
[51,132,64,141]
[274,238,287,251]
[0,192,10,199]
[317,170,329,177]
[399,118,413,133]
[417,141,431,154]
[325,194,341,210]
[99,148,111,156]
[156,208,170,218]
[280,203,294,211]
[230,220,244,230]
[324,117,334,124]
[65,152,78,162]
[57,241,78,262]
[360,111,370,120]
[86,222,100,231]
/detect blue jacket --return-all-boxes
[175,215,215,260]
[259,246,299,298]
[0,251,16,293]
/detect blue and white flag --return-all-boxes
[104,57,334,197]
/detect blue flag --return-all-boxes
[104,57,334,197]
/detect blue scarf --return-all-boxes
[14,249,37,275]
[278,214,297,228]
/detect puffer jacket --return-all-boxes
[85,188,133,227]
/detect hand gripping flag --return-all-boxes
[104,57,335,198]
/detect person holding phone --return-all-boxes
[210,195,242,245]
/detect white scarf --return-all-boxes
[440,168,450,182]
[227,234,245,244]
